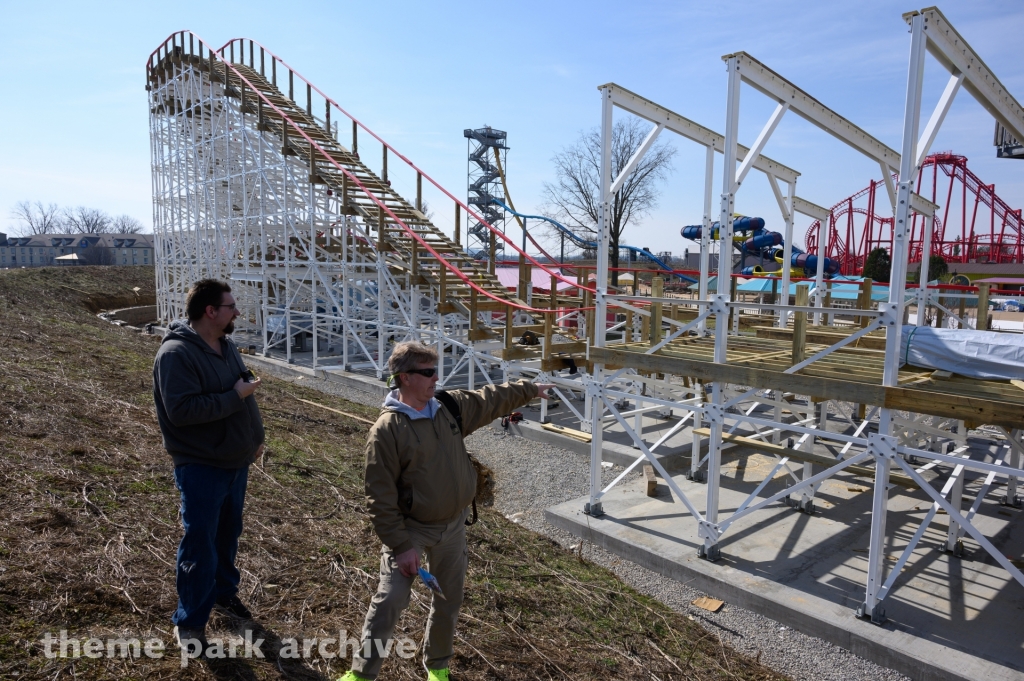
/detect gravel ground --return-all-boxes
[254,362,909,681]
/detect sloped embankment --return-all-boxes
[0,266,786,680]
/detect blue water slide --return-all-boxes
[492,199,696,283]
[681,217,839,277]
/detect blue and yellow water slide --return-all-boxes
[680,217,839,278]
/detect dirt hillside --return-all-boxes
[0,266,786,680]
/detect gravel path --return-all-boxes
[256,363,908,681]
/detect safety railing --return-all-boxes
[216,36,596,299]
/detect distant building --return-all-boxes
[0,233,154,268]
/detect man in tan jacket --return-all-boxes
[341,341,552,681]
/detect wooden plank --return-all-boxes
[644,464,658,496]
[590,346,1024,427]
[591,346,885,405]
[692,429,917,488]
[792,284,809,364]
[541,423,592,442]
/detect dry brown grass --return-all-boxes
[0,266,787,680]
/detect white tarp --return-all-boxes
[900,326,1024,380]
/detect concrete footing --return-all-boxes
[545,470,1024,681]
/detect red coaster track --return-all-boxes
[805,153,1023,275]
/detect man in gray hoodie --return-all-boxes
[153,279,265,652]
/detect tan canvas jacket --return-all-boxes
[364,380,538,554]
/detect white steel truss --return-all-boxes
[584,6,1024,628]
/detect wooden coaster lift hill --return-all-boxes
[147,8,1024,628]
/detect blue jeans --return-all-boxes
[171,463,249,629]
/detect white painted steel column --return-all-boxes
[377,236,385,378]
[342,214,349,369]
[690,382,703,480]
[814,213,828,325]
[260,113,270,355]
[916,214,933,326]
[310,182,319,369]
[702,56,742,561]
[864,11,927,623]
[945,461,966,552]
[1007,429,1022,506]
[778,179,796,327]
[284,142,292,365]
[698,145,714,335]
[587,86,614,516]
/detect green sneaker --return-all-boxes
[337,672,372,681]
[426,669,450,681]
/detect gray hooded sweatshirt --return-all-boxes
[153,320,265,468]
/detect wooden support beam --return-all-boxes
[488,231,496,276]
[543,314,553,361]
[469,288,478,333]
[308,144,321,184]
[755,326,886,350]
[454,203,461,246]
[590,346,1024,427]
[977,283,991,330]
[650,276,664,345]
[692,429,918,488]
[859,278,873,329]
[644,465,658,496]
[793,284,809,364]
[541,423,592,442]
[505,304,514,349]
[503,340,587,360]
[469,327,500,341]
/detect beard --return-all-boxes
[224,320,235,335]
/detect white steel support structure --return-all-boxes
[584,6,1024,626]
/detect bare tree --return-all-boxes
[111,214,145,234]
[10,201,64,235]
[542,117,676,285]
[63,206,111,234]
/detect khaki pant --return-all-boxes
[352,509,468,678]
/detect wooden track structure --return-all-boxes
[147,35,589,379]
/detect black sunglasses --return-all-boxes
[405,368,438,378]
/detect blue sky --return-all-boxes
[1,0,1021,256]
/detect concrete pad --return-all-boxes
[545,461,1024,681]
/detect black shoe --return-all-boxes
[174,626,208,656]
[215,594,253,620]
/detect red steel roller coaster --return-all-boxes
[806,152,1024,275]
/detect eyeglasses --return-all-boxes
[214,303,238,311]
[404,367,437,378]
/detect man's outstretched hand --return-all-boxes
[395,548,420,577]
[535,383,556,399]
